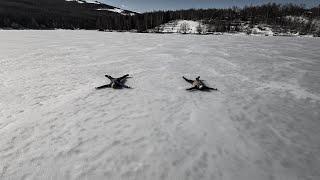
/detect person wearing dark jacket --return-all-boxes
[183,76,217,91]
[96,74,131,89]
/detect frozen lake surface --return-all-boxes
[0,30,320,180]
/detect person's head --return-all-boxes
[196,76,200,80]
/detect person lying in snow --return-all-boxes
[183,76,218,91]
[96,74,131,89]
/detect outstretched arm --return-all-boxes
[105,74,114,80]
[95,84,111,89]
[118,74,130,82]
[183,76,194,84]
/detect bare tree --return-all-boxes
[196,22,203,34]
[180,22,190,34]
[154,25,161,33]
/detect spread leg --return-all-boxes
[201,86,218,91]
[95,84,111,89]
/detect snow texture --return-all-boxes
[97,8,124,13]
[96,8,135,16]
[251,25,274,36]
[65,0,101,4]
[156,20,207,34]
[286,16,310,24]
[0,30,320,180]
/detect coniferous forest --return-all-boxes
[1,0,320,35]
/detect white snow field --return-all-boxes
[0,30,320,180]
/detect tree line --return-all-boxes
[1,1,319,35]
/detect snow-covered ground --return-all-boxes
[0,30,320,180]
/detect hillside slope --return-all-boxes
[0,0,137,29]
[0,31,320,180]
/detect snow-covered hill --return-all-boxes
[65,0,136,16]
[0,30,320,180]
[0,0,139,30]
[152,18,320,37]
[65,0,102,4]
[64,0,137,16]
[152,20,207,34]
[97,8,136,16]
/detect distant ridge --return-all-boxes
[0,0,138,29]
[0,1,319,36]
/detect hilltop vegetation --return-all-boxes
[144,3,320,36]
[0,1,319,36]
[0,0,137,29]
